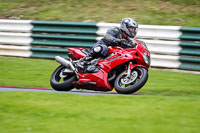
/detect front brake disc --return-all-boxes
[121,71,138,85]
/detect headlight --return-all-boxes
[143,51,150,65]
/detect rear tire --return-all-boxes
[50,65,76,91]
[114,67,148,94]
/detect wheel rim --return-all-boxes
[55,67,72,83]
[117,69,142,88]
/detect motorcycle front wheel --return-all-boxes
[114,67,148,94]
[50,65,76,91]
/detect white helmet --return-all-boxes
[120,18,138,38]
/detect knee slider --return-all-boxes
[93,46,102,53]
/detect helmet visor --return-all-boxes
[127,27,138,37]
[128,27,136,33]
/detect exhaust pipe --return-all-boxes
[55,56,76,72]
[55,56,79,79]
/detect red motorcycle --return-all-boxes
[50,39,150,94]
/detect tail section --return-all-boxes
[68,48,88,60]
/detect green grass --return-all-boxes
[0,56,57,89]
[0,56,200,96]
[0,56,200,132]
[0,0,200,26]
[0,91,199,133]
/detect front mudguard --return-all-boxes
[129,64,149,70]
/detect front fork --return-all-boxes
[127,62,132,78]
[126,62,148,77]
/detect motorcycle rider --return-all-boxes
[76,18,138,69]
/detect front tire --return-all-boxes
[50,65,76,91]
[114,67,148,94]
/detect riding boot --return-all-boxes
[76,54,94,69]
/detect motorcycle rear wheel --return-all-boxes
[114,67,148,94]
[50,65,76,91]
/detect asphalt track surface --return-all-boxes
[0,86,145,96]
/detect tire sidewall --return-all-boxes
[114,67,148,94]
[50,65,76,91]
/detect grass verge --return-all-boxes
[0,0,199,26]
[0,91,199,133]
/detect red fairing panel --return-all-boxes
[73,69,112,91]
